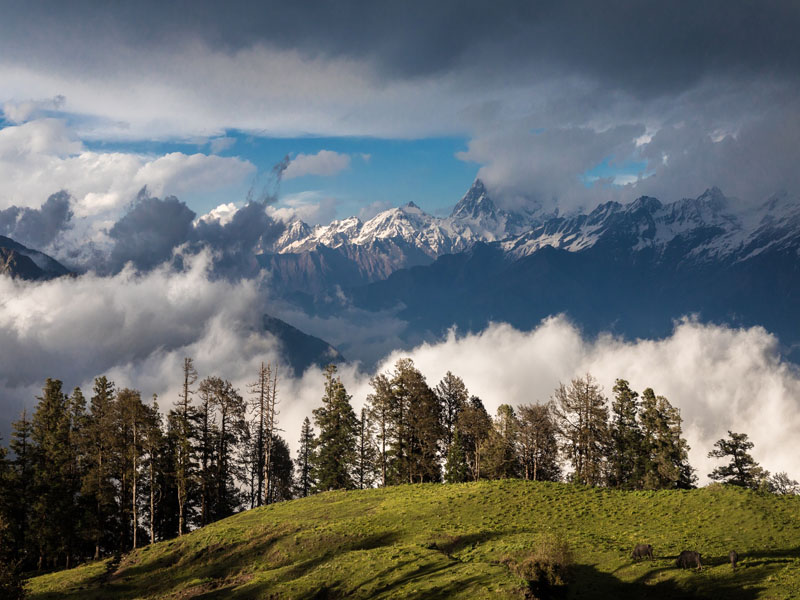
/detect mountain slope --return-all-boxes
[27,481,800,599]
[263,313,344,375]
[0,235,71,280]
[348,188,800,358]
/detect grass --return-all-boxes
[26,480,800,599]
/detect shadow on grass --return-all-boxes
[570,564,764,600]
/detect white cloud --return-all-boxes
[198,202,239,226]
[350,317,800,485]
[268,191,340,225]
[283,150,352,180]
[2,257,798,486]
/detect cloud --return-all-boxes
[267,191,340,226]
[2,250,798,486]
[338,317,800,485]
[283,150,352,180]
[0,190,73,248]
[208,136,236,154]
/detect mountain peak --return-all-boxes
[451,179,497,220]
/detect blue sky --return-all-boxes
[83,132,481,220]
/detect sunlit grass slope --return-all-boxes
[27,480,800,599]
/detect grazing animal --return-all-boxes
[729,550,738,570]
[631,544,654,561]
[676,550,702,570]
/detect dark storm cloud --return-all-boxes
[108,190,195,273]
[105,189,284,276]
[2,1,799,98]
[0,190,73,249]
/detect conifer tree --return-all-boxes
[210,378,246,518]
[444,429,469,483]
[81,377,117,559]
[295,417,316,497]
[517,403,560,482]
[8,410,35,562]
[708,431,765,489]
[174,357,198,537]
[639,388,694,489]
[312,365,358,491]
[31,378,84,569]
[484,404,521,479]
[115,388,149,550]
[143,395,165,545]
[434,372,468,457]
[456,396,492,481]
[355,407,378,489]
[366,373,393,487]
[265,435,293,503]
[552,374,609,486]
[608,379,643,489]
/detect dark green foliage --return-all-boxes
[354,407,378,489]
[312,365,358,491]
[295,417,316,497]
[265,435,294,503]
[434,371,468,457]
[517,403,560,482]
[456,396,492,481]
[708,431,765,489]
[0,514,25,600]
[608,379,643,489]
[444,429,469,483]
[639,388,695,489]
[484,404,520,479]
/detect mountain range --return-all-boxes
[263,180,800,360]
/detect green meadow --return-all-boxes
[27,480,800,599]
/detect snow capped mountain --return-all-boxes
[502,187,800,262]
[272,179,534,261]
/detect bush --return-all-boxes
[504,533,574,589]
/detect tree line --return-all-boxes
[0,357,795,590]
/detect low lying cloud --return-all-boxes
[347,317,800,484]
[2,254,797,485]
[283,150,351,180]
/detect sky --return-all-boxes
[2,0,799,225]
[2,1,800,481]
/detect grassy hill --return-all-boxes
[27,480,800,599]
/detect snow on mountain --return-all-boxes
[266,179,800,295]
[503,187,800,262]
[273,179,533,260]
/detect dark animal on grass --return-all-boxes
[676,550,702,570]
[631,544,653,561]
[729,550,738,570]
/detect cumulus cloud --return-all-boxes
[0,190,73,248]
[312,317,799,485]
[283,150,351,180]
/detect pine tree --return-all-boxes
[295,417,316,497]
[708,431,765,489]
[552,374,609,486]
[143,395,165,545]
[211,378,246,518]
[456,396,492,481]
[174,358,198,537]
[80,376,117,559]
[312,365,358,491]
[115,388,149,550]
[366,373,392,487]
[8,410,35,562]
[265,435,294,503]
[354,407,378,489]
[517,403,560,482]
[0,514,25,600]
[639,389,694,489]
[608,379,643,489]
[484,404,520,479]
[434,372,468,457]
[444,429,469,483]
[30,379,70,569]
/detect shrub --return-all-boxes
[504,533,574,589]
